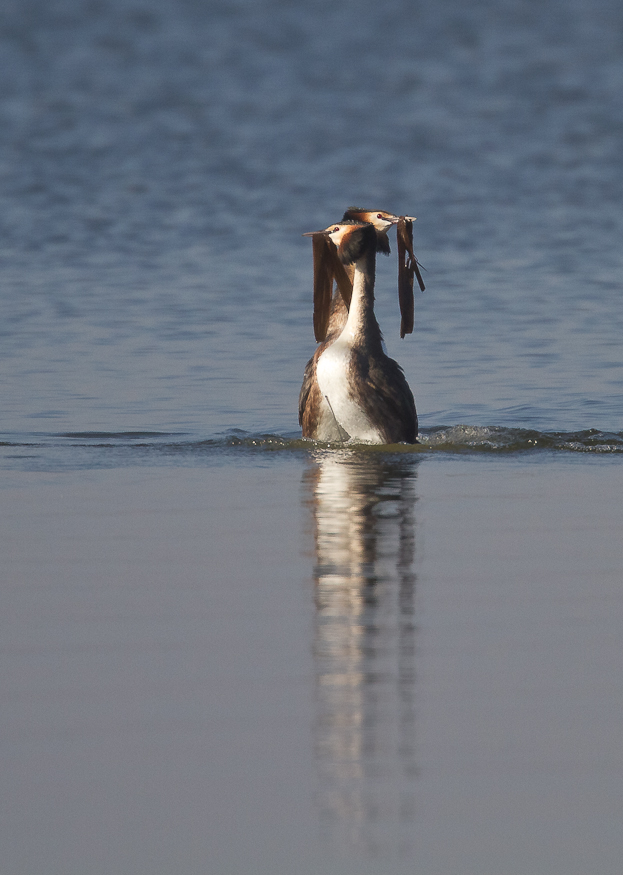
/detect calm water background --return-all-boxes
[1,0,623,872]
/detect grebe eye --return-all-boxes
[377,214,384,219]
[332,226,340,232]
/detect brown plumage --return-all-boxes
[311,209,423,346]
[312,208,401,345]
[299,221,417,445]
[311,233,353,342]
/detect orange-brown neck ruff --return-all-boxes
[311,235,353,342]
[313,209,401,344]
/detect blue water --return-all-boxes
[1,0,622,449]
[2,2,623,874]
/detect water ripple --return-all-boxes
[2,426,623,473]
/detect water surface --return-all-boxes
[1,0,622,436]
[3,455,623,875]
[1,0,623,872]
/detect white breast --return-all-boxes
[315,339,384,443]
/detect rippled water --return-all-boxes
[1,0,622,440]
[2,426,623,475]
[1,1,623,873]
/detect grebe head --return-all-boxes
[304,220,376,265]
[342,208,416,255]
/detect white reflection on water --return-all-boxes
[303,452,420,857]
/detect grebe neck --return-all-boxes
[341,246,383,351]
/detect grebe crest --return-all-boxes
[322,221,377,264]
[342,208,416,255]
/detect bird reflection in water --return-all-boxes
[302,451,419,858]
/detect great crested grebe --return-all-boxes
[312,208,406,345]
[299,221,417,444]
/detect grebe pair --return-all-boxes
[299,209,419,445]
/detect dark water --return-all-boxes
[2,1,623,873]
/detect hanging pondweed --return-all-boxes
[396,216,425,338]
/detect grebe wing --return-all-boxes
[352,350,418,444]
